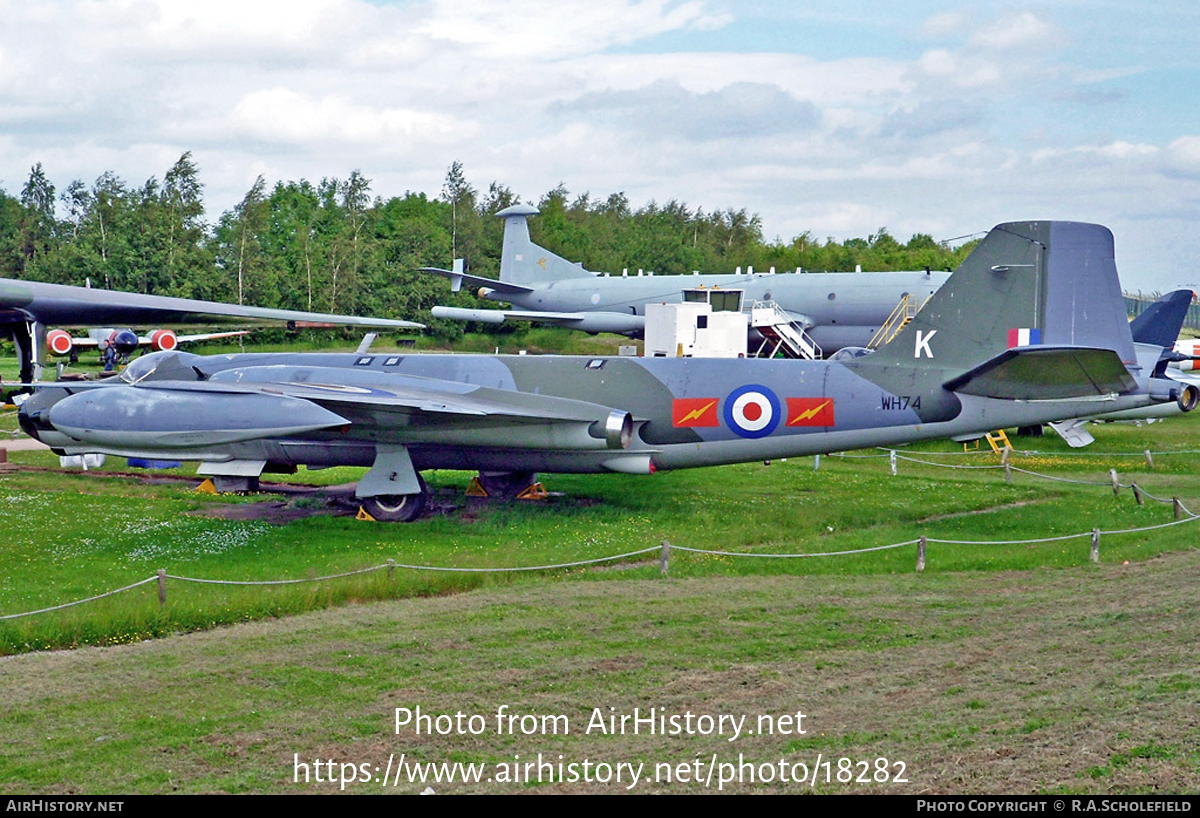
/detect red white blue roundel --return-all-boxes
[724,384,781,438]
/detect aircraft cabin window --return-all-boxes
[384,357,403,366]
[354,357,374,366]
[585,359,606,370]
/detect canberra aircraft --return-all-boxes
[427,204,949,354]
[0,276,423,384]
[18,221,1194,521]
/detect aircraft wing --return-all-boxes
[197,365,630,426]
[0,277,424,329]
[943,346,1137,400]
[430,305,645,335]
[66,330,250,348]
[431,306,588,325]
[171,330,251,344]
[418,267,534,296]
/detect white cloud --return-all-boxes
[223,89,476,147]
[968,11,1057,52]
[1164,136,1200,176]
[419,0,729,60]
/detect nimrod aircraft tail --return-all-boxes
[496,204,596,286]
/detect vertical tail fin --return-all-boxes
[497,205,596,286]
[1129,289,1193,348]
[864,221,1136,371]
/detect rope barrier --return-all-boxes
[0,577,159,621]
[671,541,918,558]
[0,549,663,620]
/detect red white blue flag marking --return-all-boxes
[1007,327,1042,348]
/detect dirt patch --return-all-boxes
[187,500,351,524]
[916,498,1050,524]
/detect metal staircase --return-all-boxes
[750,301,822,359]
[868,293,933,349]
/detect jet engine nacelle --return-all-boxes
[149,329,178,351]
[1177,382,1200,413]
[1149,377,1200,413]
[46,329,74,357]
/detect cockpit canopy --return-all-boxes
[119,350,205,384]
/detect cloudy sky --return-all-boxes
[1,0,1197,292]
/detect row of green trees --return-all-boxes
[0,155,973,336]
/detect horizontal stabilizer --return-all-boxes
[943,346,1136,400]
[418,267,534,296]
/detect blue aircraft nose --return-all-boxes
[109,329,139,356]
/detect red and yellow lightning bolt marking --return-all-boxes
[786,398,835,427]
[672,398,720,427]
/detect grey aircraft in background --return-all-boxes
[0,277,423,384]
[19,221,1194,521]
[427,204,949,353]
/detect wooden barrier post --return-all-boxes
[1090,529,1100,563]
[387,559,396,581]
[1110,469,1120,497]
[1174,497,1184,521]
[916,535,926,573]
[660,540,670,576]
[1145,450,1154,469]
[1132,484,1144,506]
[1005,462,1012,483]
[157,569,167,607]
[890,450,897,476]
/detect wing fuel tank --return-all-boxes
[46,388,348,449]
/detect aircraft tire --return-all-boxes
[361,476,427,522]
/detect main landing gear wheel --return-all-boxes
[359,476,428,522]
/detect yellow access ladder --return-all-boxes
[868,293,933,349]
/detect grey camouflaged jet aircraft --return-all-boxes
[427,204,949,353]
[0,277,423,384]
[18,221,1195,522]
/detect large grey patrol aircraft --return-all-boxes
[427,204,949,353]
[19,221,1194,522]
[0,277,422,385]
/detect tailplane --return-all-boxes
[497,204,597,286]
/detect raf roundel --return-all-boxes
[723,384,782,438]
